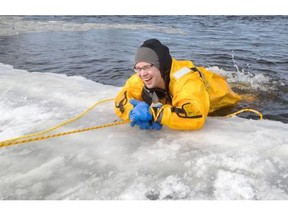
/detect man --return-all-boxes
[114,39,241,130]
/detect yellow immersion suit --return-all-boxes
[114,58,241,130]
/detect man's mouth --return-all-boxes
[143,77,152,83]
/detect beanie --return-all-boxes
[135,47,160,69]
[135,39,172,79]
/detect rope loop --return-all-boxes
[225,108,263,120]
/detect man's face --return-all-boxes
[134,62,165,89]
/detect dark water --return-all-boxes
[0,16,287,123]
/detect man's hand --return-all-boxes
[129,99,152,129]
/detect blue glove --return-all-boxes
[130,120,151,129]
[129,99,152,122]
[129,99,152,129]
[151,122,163,130]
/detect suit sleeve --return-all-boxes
[114,74,144,120]
[159,71,210,130]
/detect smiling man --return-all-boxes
[114,39,241,130]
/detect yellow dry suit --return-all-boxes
[114,58,241,130]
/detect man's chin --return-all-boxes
[145,83,154,89]
[144,81,153,88]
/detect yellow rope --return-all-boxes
[225,108,263,120]
[0,120,130,148]
[0,95,263,148]
[1,98,115,144]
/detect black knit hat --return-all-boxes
[136,39,172,79]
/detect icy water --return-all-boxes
[0,15,287,123]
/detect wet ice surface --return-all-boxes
[1,63,287,200]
